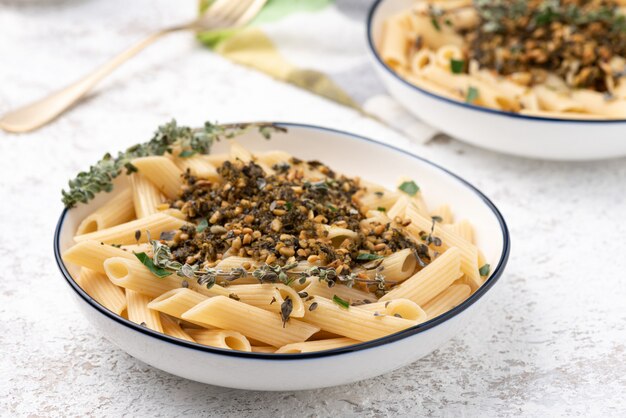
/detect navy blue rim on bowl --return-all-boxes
[366,0,626,124]
[54,122,510,360]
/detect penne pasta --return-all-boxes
[404,204,481,289]
[184,329,252,352]
[63,240,137,274]
[131,156,183,199]
[225,283,305,317]
[379,247,462,306]
[174,155,219,180]
[126,290,162,332]
[148,288,210,327]
[423,284,472,318]
[181,296,320,348]
[159,314,195,342]
[303,279,377,304]
[74,213,188,245]
[379,248,417,282]
[76,188,135,234]
[104,257,229,299]
[62,131,493,354]
[275,338,358,354]
[129,173,163,219]
[357,298,427,323]
[76,268,126,315]
[379,2,626,118]
[301,297,418,342]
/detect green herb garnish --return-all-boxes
[431,215,443,223]
[134,252,172,278]
[356,253,384,261]
[398,180,420,196]
[466,87,479,104]
[196,219,209,233]
[431,16,441,31]
[377,207,386,212]
[450,59,465,74]
[178,149,197,158]
[61,120,286,208]
[479,264,491,277]
[332,295,350,309]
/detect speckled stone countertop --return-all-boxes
[1,1,626,416]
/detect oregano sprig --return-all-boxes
[61,120,286,208]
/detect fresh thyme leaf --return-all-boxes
[280,296,293,327]
[466,87,479,104]
[178,149,197,158]
[332,295,350,309]
[196,219,209,233]
[398,180,420,196]
[479,264,491,277]
[61,120,286,208]
[377,207,386,212]
[159,231,176,241]
[356,253,384,261]
[134,252,172,278]
[450,59,465,74]
[431,16,441,31]
[431,215,443,223]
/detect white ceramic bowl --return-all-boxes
[367,0,626,161]
[54,123,510,390]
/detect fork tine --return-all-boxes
[206,0,235,17]
[221,0,255,26]
[198,0,266,30]
[234,0,267,27]
[212,0,251,23]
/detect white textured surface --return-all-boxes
[1,1,625,416]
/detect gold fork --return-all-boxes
[0,0,267,133]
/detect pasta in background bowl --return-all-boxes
[367,0,626,160]
[54,122,509,390]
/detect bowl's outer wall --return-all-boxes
[368,0,626,161]
[56,124,510,390]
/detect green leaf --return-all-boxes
[356,253,384,261]
[479,264,491,277]
[431,215,443,223]
[134,252,172,278]
[450,59,464,74]
[196,219,209,233]
[466,87,479,104]
[431,16,441,31]
[332,295,350,309]
[178,149,197,158]
[398,180,420,196]
[377,207,386,212]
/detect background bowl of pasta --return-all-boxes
[367,0,626,160]
[55,122,509,390]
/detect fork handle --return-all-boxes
[0,26,185,133]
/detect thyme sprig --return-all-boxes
[61,120,286,208]
[136,235,396,291]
